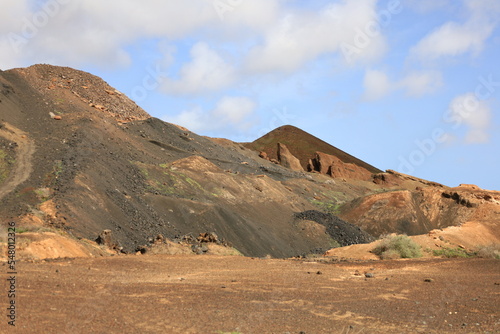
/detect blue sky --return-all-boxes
[1,0,499,190]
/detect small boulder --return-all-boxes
[259,151,269,160]
[95,229,120,250]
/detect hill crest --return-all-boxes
[244,125,381,174]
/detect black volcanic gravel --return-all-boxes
[295,210,374,246]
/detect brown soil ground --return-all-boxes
[3,255,499,334]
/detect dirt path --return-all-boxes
[0,123,35,201]
[5,255,499,333]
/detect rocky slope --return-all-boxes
[0,65,374,258]
[1,64,498,260]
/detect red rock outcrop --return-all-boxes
[277,143,304,172]
[308,152,372,181]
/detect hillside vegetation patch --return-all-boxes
[372,234,422,259]
[433,244,500,259]
[0,148,14,184]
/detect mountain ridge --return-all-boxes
[1,64,498,260]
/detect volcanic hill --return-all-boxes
[1,64,499,260]
[244,125,381,174]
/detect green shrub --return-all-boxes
[372,234,422,259]
[432,247,473,258]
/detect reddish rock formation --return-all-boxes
[308,152,372,181]
[277,143,304,172]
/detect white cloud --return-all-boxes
[0,0,280,69]
[164,106,207,133]
[245,0,387,73]
[212,96,255,124]
[0,0,391,83]
[363,69,442,100]
[363,69,392,101]
[410,0,500,61]
[411,22,492,60]
[406,0,452,13]
[0,39,21,70]
[161,42,237,95]
[398,70,443,97]
[164,96,257,133]
[0,1,29,32]
[449,92,492,143]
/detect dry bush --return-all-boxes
[475,244,500,259]
[372,234,422,259]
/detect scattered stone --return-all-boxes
[49,111,62,120]
[424,278,433,283]
[191,244,209,255]
[95,229,120,250]
[365,273,374,278]
[197,232,219,243]
[316,271,322,275]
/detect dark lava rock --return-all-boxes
[294,210,374,247]
[96,229,120,250]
